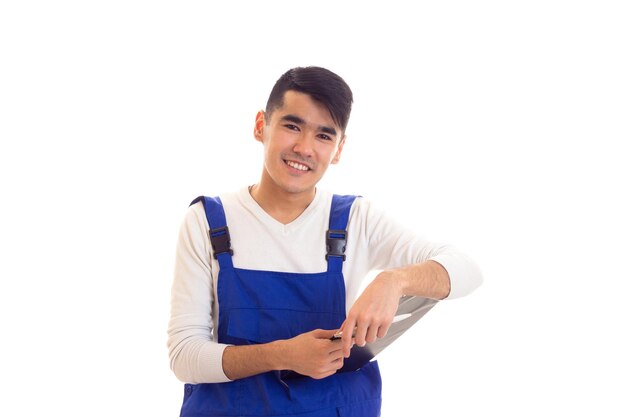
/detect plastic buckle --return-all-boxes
[209,226,233,259]
[326,229,347,261]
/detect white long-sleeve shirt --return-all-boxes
[167,187,483,383]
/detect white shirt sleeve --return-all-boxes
[167,204,231,383]
[353,198,483,299]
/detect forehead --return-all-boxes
[271,91,338,131]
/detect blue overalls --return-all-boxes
[179,195,382,417]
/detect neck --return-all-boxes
[250,176,316,225]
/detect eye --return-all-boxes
[318,134,333,141]
[284,124,300,131]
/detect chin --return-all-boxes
[280,184,315,195]
[274,176,318,194]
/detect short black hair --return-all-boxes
[265,66,353,135]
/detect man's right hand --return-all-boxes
[277,329,345,379]
[222,329,345,380]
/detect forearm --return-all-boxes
[222,341,285,380]
[380,260,451,300]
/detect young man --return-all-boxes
[168,66,483,417]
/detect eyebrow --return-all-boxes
[280,114,338,137]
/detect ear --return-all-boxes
[331,135,347,164]
[253,111,265,143]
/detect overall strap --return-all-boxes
[327,194,359,273]
[189,196,234,270]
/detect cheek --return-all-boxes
[263,138,285,166]
[324,146,340,163]
[266,132,288,151]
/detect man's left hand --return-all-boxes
[339,269,404,357]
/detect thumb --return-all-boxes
[311,328,341,339]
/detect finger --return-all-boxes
[330,357,344,370]
[341,319,356,357]
[354,319,369,347]
[328,345,346,360]
[312,328,339,339]
[313,369,337,380]
[377,321,391,339]
[313,360,342,379]
[365,323,379,343]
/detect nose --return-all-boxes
[292,131,314,157]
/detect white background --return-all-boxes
[1,1,624,416]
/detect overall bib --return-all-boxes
[179,195,382,417]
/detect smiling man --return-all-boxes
[168,66,483,417]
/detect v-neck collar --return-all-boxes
[238,186,323,234]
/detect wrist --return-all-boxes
[268,339,288,371]
[377,268,408,296]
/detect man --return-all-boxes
[168,66,482,416]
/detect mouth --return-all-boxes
[284,159,312,172]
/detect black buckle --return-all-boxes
[209,226,233,259]
[326,229,347,261]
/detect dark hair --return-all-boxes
[265,66,353,135]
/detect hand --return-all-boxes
[340,270,404,357]
[279,329,345,379]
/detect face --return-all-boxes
[254,90,346,196]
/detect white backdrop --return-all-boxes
[1,1,624,416]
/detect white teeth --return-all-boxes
[286,160,309,171]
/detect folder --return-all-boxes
[336,295,438,372]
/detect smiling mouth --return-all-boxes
[284,159,311,172]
